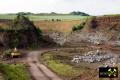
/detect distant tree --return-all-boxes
[17,12,33,15]
[70,11,89,16]
[51,12,56,14]
[52,19,54,21]
[56,19,61,21]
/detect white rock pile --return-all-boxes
[71,50,120,66]
[49,32,66,46]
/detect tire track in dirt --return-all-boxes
[27,50,62,80]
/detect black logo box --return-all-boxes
[99,67,118,78]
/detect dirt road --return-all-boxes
[27,50,62,80]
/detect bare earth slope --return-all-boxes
[64,16,120,47]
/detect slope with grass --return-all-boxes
[41,51,97,80]
[0,63,31,80]
[0,15,57,48]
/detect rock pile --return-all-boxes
[49,32,66,46]
[71,50,120,66]
[104,55,120,66]
[111,41,120,47]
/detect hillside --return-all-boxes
[64,15,120,47]
[0,15,55,48]
[0,15,120,48]
[83,16,120,40]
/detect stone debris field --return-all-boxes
[72,50,120,66]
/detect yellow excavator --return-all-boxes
[11,48,21,58]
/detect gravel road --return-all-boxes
[27,50,62,80]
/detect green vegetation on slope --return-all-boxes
[0,14,43,48]
[41,51,98,80]
[41,53,80,79]
[0,63,31,80]
[72,22,86,31]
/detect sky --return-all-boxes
[0,0,120,15]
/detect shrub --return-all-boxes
[72,26,78,31]
[72,22,85,31]
[36,28,42,36]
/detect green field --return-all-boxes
[0,14,89,21]
[41,51,97,80]
[0,63,31,80]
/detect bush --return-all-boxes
[36,28,42,36]
[72,26,78,31]
[1,49,12,59]
[72,22,85,31]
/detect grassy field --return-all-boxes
[0,14,89,34]
[0,18,84,34]
[28,15,89,21]
[34,20,81,34]
[0,63,31,80]
[0,14,89,21]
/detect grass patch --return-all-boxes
[0,63,31,80]
[0,14,89,21]
[48,60,80,78]
[41,51,98,80]
[41,53,84,79]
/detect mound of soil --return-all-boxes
[64,16,120,47]
[84,16,120,40]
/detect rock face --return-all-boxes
[48,31,66,46]
[63,16,120,47]
[0,15,55,48]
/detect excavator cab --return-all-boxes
[11,48,21,58]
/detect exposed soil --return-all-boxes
[34,20,81,34]
[26,50,62,80]
[0,15,120,80]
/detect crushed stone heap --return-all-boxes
[72,50,120,66]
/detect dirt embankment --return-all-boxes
[0,16,120,48]
[84,16,120,39]
[34,16,120,47]
[64,16,120,47]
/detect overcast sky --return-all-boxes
[0,0,120,15]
